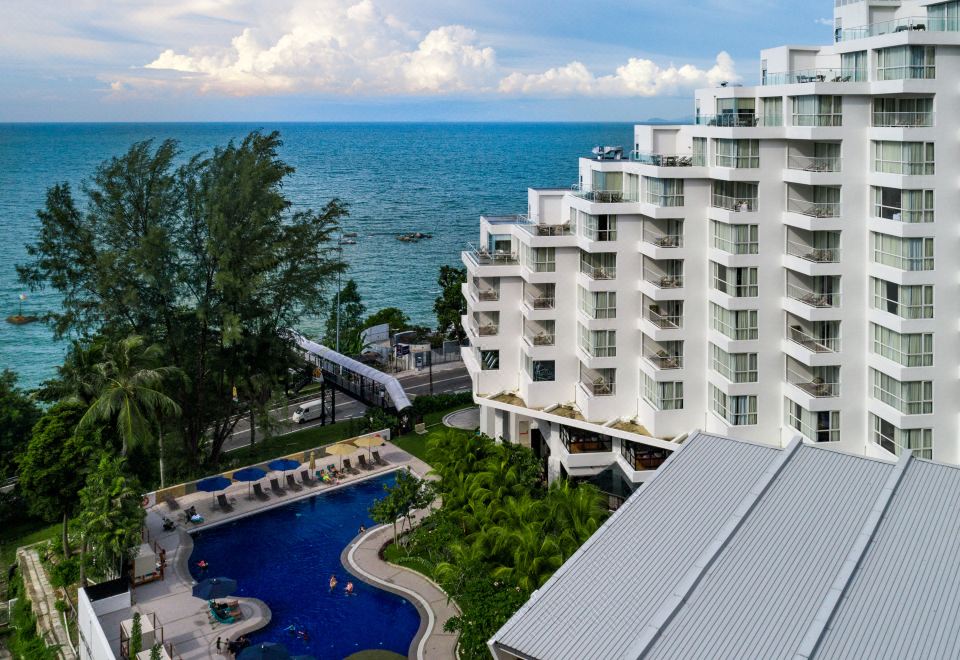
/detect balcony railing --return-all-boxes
[630,152,695,167]
[872,111,934,128]
[696,113,782,128]
[524,332,555,346]
[837,15,948,42]
[786,284,841,308]
[787,369,839,398]
[643,231,683,248]
[786,240,841,263]
[787,155,841,172]
[580,379,617,396]
[466,243,519,266]
[469,285,500,302]
[520,222,573,237]
[647,307,683,329]
[763,68,864,85]
[645,352,684,370]
[787,198,840,218]
[476,322,499,336]
[524,293,555,310]
[570,186,640,203]
[711,194,757,212]
[580,263,617,280]
[787,325,840,353]
[644,269,684,289]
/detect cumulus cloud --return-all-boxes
[498,52,740,97]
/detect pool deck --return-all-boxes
[125,440,451,659]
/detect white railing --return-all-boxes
[580,379,617,396]
[570,186,640,203]
[764,68,864,85]
[787,368,839,397]
[643,231,683,248]
[711,194,757,212]
[644,269,684,289]
[469,284,500,302]
[524,293,555,309]
[647,307,683,329]
[786,284,841,308]
[713,278,757,298]
[837,15,940,42]
[466,243,518,265]
[786,198,840,218]
[630,152,695,166]
[519,222,572,237]
[580,263,617,280]
[786,240,841,263]
[524,332,555,346]
[872,111,934,128]
[696,113,782,128]
[645,352,684,370]
[787,155,841,172]
[787,325,840,353]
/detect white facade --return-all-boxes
[462,0,960,487]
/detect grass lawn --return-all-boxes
[0,518,60,567]
[392,407,479,463]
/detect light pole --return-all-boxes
[335,234,343,352]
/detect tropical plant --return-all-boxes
[433,265,466,341]
[0,368,41,481]
[150,643,163,660]
[363,307,410,333]
[130,612,143,657]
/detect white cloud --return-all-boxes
[815,17,834,27]
[498,52,740,97]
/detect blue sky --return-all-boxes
[0,0,830,122]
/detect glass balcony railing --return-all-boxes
[787,368,839,398]
[647,306,683,329]
[763,68,864,85]
[570,186,640,203]
[643,230,683,248]
[787,155,841,172]
[787,198,840,218]
[465,243,519,266]
[469,284,500,302]
[711,194,757,212]
[630,152,696,167]
[523,293,555,310]
[695,114,782,128]
[524,332,555,346]
[872,111,934,128]
[580,263,617,280]
[580,379,616,396]
[787,324,840,353]
[837,15,953,42]
[786,240,841,263]
[645,352,684,370]
[786,284,841,308]
[644,269,684,289]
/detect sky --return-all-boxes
[0,0,831,122]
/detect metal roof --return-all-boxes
[292,332,412,411]
[490,432,960,660]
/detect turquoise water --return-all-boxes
[188,471,419,658]
[0,122,633,387]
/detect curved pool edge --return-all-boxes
[342,519,462,660]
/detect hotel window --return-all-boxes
[620,440,671,471]
[579,251,617,279]
[711,303,758,340]
[840,50,867,81]
[870,414,932,459]
[711,385,757,426]
[871,369,933,415]
[876,46,935,80]
[644,177,684,207]
[711,262,758,298]
[578,213,617,241]
[714,139,759,168]
[577,287,616,319]
[929,1,960,32]
[785,399,839,443]
[478,349,499,371]
[872,233,934,271]
[521,245,555,272]
[692,138,707,166]
[711,181,758,212]
[871,324,933,367]
[711,221,758,254]
[643,373,684,411]
[710,344,758,383]
[872,141,935,175]
[872,97,933,127]
[560,425,613,454]
[791,95,842,126]
[871,279,933,319]
[761,97,783,126]
[578,324,616,358]
[523,355,555,382]
[872,187,934,223]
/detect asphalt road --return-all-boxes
[221,362,472,452]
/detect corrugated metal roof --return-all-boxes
[490,433,960,660]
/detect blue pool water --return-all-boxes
[188,472,420,659]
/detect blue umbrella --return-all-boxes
[239,642,291,660]
[192,576,237,600]
[268,458,300,473]
[196,475,232,504]
[233,467,268,499]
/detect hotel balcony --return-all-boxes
[786,358,840,400]
[641,218,684,260]
[784,316,841,369]
[762,68,864,85]
[469,312,499,338]
[645,299,684,330]
[872,111,934,128]
[579,366,617,397]
[580,261,617,281]
[784,272,841,321]
[785,230,841,264]
[521,283,556,318]
[523,320,556,348]
[630,151,699,167]
[643,258,684,289]
[786,154,841,174]
[836,15,951,43]
[695,113,782,128]
[643,338,684,371]
[785,282,841,309]
[786,183,841,217]
[710,192,757,214]
[463,243,521,277]
[570,186,640,204]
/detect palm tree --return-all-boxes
[79,336,182,479]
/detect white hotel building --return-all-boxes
[462,0,960,496]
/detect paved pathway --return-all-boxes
[17,547,77,660]
[343,517,460,660]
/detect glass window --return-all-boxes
[714,139,759,168]
[761,97,783,126]
[521,245,555,272]
[870,414,932,459]
[578,287,617,319]
[871,278,933,319]
[711,344,758,383]
[579,251,617,280]
[523,355,556,382]
[621,440,672,470]
[712,181,758,212]
[871,324,933,367]
[872,97,933,127]
[877,46,935,80]
[785,398,839,443]
[871,369,933,415]
[872,187,934,223]
[711,303,758,340]
[929,1,960,32]
[578,324,616,358]
[711,385,757,425]
[692,138,707,166]
[560,425,612,454]
[872,233,934,271]
[872,141,935,175]
[711,221,758,254]
[479,349,499,370]
[840,51,867,81]
[711,262,758,297]
[644,177,684,207]
[642,373,684,410]
[791,95,842,126]
[576,211,617,241]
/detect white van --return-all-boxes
[291,399,325,424]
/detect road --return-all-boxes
[221,361,472,452]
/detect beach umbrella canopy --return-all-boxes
[353,434,382,459]
[324,443,355,470]
[238,642,291,660]
[233,467,268,499]
[192,577,237,600]
[196,476,232,492]
[268,458,301,473]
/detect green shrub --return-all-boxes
[409,392,473,418]
[7,573,60,660]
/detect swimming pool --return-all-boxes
[188,471,420,658]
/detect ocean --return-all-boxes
[0,122,633,389]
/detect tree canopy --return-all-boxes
[0,369,41,481]
[323,278,365,351]
[363,307,410,333]
[18,131,346,465]
[434,265,466,341]
[77,454,145,578]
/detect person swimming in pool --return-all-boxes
[329,574,338,590]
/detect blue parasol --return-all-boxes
[233,467,268,499]
[238,642,292,660]
[196,475,232,504]
[192,576,238,600]
[267,458,301,473]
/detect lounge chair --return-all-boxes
[300,470,318,487]
[342,458,359,475]
[270,478,286,496]
[372,450,388,466]
[286,474,303,491]
[252,483,270,501]
[164,495,180,511]
[216,494,233,512]
[357,454,373,471]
